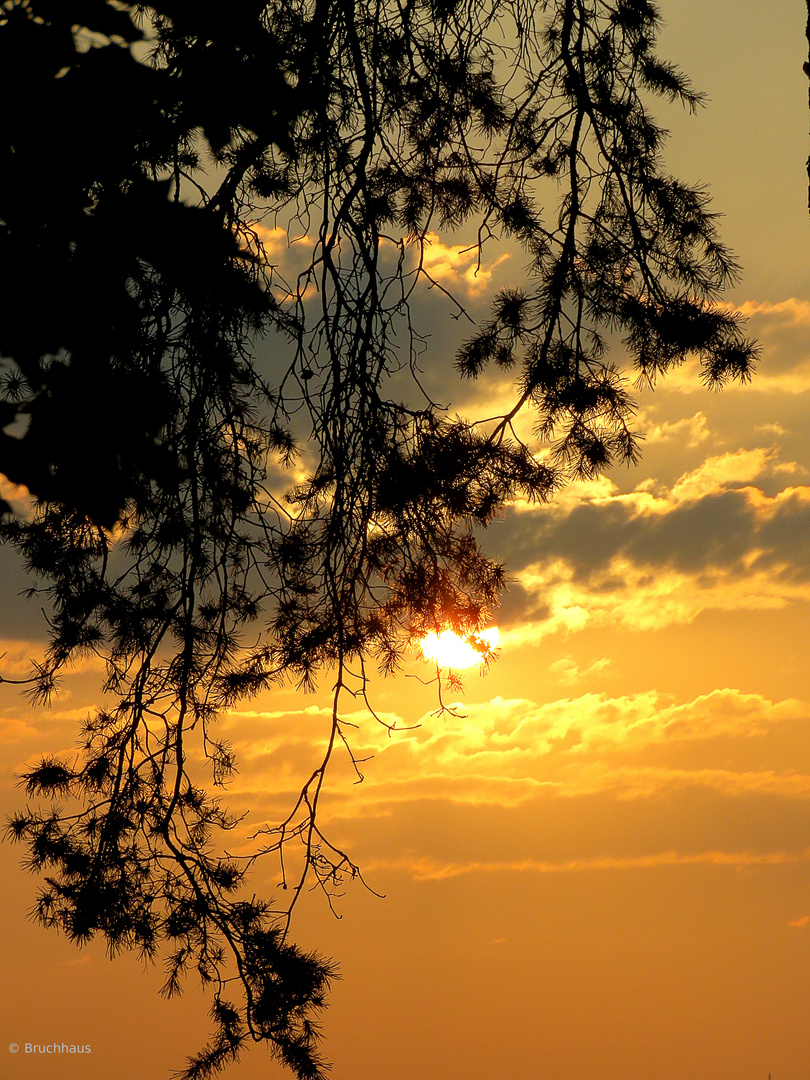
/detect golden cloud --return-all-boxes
[497,439,810,635]
[0,474,32,510]
[548,655,612,685]
[361,847,807,882]
[734,297,810,325]
[660,297,810,394]
[505,559,800,639]
[417,232,511,296]
[210,686,810,822]
[242,224,512,308]
[670,448,774,502]
[641,410,711,448]
[0,637,47,679]
[247,223,305,260]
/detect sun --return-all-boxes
[419,627,500,670]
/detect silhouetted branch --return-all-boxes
[1,2,757,1077]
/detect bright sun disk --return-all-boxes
[419,627,500,669]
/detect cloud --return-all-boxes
[490,440,810,634]
[363,847,807,882]
[417,232,510,296]
[735,297,810,327]
[215,686,809,819]
[435,689,803,763]
[0,474,32,513]
[240,222,321,304]
[642,411,711,447]
[587,765,810,801]
[323,761,810,879]
[670,448,773,502]
[755,421,788,436]
[0,638,47,679]
[502,554,801,640]
[660,297,810,394]
[248,223,308,260]
[548,656,612,685]
[243,223,512,312]
[5,681,795,887]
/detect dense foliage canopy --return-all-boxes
[0,0,757,1076]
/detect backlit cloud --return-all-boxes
[661,297,810,394]
[669,447,773,502]
[548,655,613,685]
[364,847,807,882]
[214,686,809,816]
[735,297,810,326]
[642,411,711,447]
[417,232,511,296]
[492,438,810,635]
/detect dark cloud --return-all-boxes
[0,542,50,642]
[337,785,810,873]
[488,485,810,591]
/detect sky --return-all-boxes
[2,2,810,1079]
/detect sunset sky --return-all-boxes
[2,3,810,1079]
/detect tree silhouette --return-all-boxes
[0,1,757,1077]
[806,0,810,208]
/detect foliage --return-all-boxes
[0,0,756,1076]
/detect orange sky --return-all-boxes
[2,3,810,1079]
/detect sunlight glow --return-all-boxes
[419,627,500,669]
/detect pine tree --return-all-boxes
[0,2,756,1076]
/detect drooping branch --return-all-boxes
[806,0,810,210]
[1,2,757,1078]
